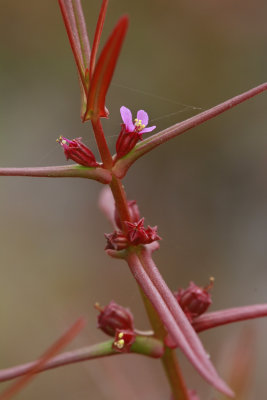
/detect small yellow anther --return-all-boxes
[118,332,124,339]
[115,339,125,349]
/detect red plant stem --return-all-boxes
[163,348,190,400]
[91,118,113,168]
[0,165,112,183]
[139,290,189,400]
[193,304,267,333]
[0,337,164,384]
[113,82,267,178]
[109,175,131,227]
[90,118,131,225]
[96,128,230,396]
[126,252,183,349]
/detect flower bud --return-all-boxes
[112,329,136,353]
[175,278,214,321]
[57,136,98,167]
[95,301,134,337]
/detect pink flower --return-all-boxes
[115,107,156,159]
[120,106,156,134]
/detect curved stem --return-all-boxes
[163,348,190,400]
[139,288,189,400]
[0,337,164,383]
[193,304,267,333]
[113,82,267,178]
[109,175,131,229]
[91,118,113,168]
[0,165,112,183]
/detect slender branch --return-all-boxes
[193,304,267,333]
[162,349,190,400]
[0,165,112,184]
[91,118,113,168]
[109,175,131,229]
[0,337,164,383]
[113,82,267,178]
[139,290,189,400]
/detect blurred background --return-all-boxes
[0,0,266,398]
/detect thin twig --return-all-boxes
[0,165,112,184]
[0,337,164,383]
[193,304,267,333]
[113,82,267,178]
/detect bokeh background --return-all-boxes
[0,0,266,399]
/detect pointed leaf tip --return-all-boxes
[84,15,129,121]
[89,0,109,79]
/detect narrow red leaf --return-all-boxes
[127,252,234,397]
[58,0,88,92]
[0,318,86,400]
[84,16,129,121]
[89,0,109,80]
[138,248,234,397]
[72,0,91,69]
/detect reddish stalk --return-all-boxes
[91,118,113,168]
[0,165,112,183]
[113,82,267,178]
[0,337,164,384]
[193,304,267,333]
[139,290,189,400]
[109,176,131,227]
[163,348,190,400]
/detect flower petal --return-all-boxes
[120,106,135,131]
[141,126,156,133]
[137,110,148,126]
